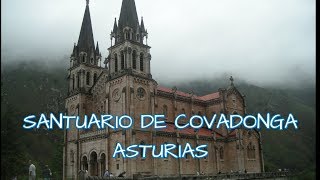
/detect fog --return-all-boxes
[2,0,315,87]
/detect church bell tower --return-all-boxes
[106,0,152,80]
[64,1,103,179]
[68,0,102,95]
[103,0,157,176]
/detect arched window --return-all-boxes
[121,51,125,70]
[140,53,144,71]
[247,143,251,158]
[82,156,88,171]
[219,147,224,160]
[77,73,80,88]
[247,142,256,159]
[86,72,90,85]
[132,50,137,69]
[82,55,85,63]
[70,150,75,163]
[163,105,168,117]
[72,74,75,90]
[252,146,256,159]
[93,73,97,84]
[100,153,106,176]
[114,54,118,72]
[90,151,98,176]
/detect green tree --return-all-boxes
[1,105,29,179]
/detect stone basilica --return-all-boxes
[63,0,264,179]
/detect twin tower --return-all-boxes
[68,0,151,96]
[69,0,151,95]
[64,0,264,179]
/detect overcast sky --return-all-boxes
[1,0,315,86]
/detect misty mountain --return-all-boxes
[1,61,315,179]
[173,79,315,174]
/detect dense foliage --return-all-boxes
[1,61,315,179]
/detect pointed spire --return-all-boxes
[72,43,76,56]
[113,18,118,33]
[95,41,100,54]
[140,17,145,32]
[118,0,139,29]
[77,0,95,53]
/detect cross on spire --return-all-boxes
[230,76,234,86]
[172,86,177,93]
[77,0,95,53]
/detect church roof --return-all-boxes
[77,1,95,53]
[118,0,139,30]
[198,128,215,137]
[158,123,224,138]
[198,92,220,101]
[157,86,190,97]
[157,86,220,102]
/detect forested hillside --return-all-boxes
[1,61,315,179]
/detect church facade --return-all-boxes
[63,0,264,179]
